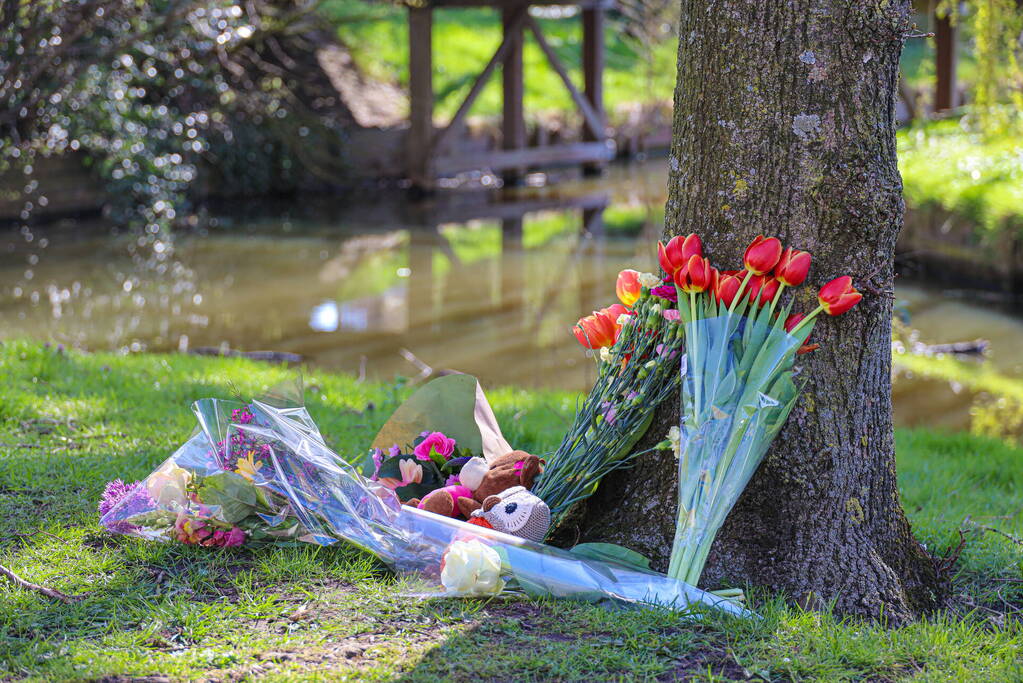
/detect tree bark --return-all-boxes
[567,0,945,622]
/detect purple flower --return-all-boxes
[99,479,138,517]
[388,444,402,458]
[413,432,456,461]
[370,448,385,480]
[99,479,152,533]
[600,401,617,424]
[651,285,678,302]
[445,474,461,487]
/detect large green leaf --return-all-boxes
[200,471,261,523]
[370,374,511,461]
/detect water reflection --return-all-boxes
[2,161,1023,439]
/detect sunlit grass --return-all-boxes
[0,341,1020,680]
[898,119,1023,237]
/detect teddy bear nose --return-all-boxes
[504,502,517,514]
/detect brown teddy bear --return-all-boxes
[455,451,544,518]
[407,450,545,518]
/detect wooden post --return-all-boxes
[581,5,606,176]
[502,6,526,186]
[408,6,434,190]
[934,12,956,113]
[500,217,524,313]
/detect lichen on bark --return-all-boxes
[562,0,946,623]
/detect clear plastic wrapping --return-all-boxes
[100,388,749,617]
[669,314,803,584]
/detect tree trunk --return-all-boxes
[567,0,945,622]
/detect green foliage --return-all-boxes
[939,0,1023,132]
[2,1,342,263]
[898,118,1023,236]
[0,342,1021,680]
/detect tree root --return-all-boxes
[0,563,80,602]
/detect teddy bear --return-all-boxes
[455,451,544,518]
[466,486,551,542]
[408,451,544,519]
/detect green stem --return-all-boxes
[727,271,754,314]
[790,304,824,336]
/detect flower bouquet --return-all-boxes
[99,379,749,616]
[662,233,861,585]
[535,269,685,526]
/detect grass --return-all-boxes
[1,341,1021,681]
[898,119,1023,238]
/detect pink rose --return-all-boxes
[223,527,247,547]
[413,432,456,461]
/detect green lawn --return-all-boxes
[1,341,1021,681]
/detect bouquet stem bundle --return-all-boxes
[535,276,684,526]
[661,234,862,585]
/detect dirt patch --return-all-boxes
[657,643,752,681]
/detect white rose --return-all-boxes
[667,426,681,459]
[638,272,661,289]
[147,461,192,507]
[440,540,506,596]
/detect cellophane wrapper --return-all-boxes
[670,315,803,584]
[100,387,749,617]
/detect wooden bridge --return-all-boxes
[405,0,615,189]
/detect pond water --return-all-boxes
[2,161,1021,434]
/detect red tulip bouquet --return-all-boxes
[663,233,861,586]
[534,267,686,525]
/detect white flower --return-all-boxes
[644,360,657,369]
[638,272,661,288]
[616,314,633,327]
[441,540,505,596]
[147,462,191,507]
[599,346,613,363]
[667,426,681,459]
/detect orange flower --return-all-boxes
[743,235,783,275]
[673,255,713,293]
[573,304,630,349]
[818,276,862,315]
[775,247,812,286]
[616,269,642,307]
[658,233,702,277]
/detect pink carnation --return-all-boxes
[413,432,456,461]
[662,309,681,322]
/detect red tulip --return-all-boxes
[616,269,642,307]
[658,233,702,277]
[775,247,812,286]
[784,313,810,343]
[817,276,862,315]
[743,235,783,275]
[755,277,780,306]
[744,274,765,304]
[603,303,631,322]
[573,310,617,349]
[715,271,743,307]
[674,254,713,293]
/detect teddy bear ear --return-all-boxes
[482,495,502,512]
